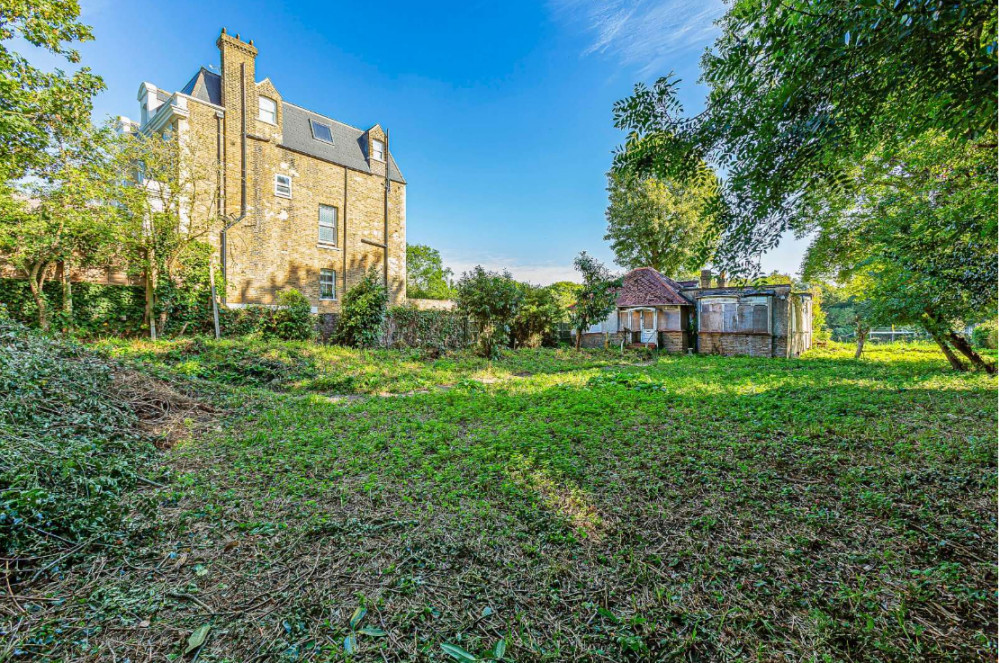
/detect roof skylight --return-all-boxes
[310,119,333,144]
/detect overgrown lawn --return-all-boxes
[5,340,996,661]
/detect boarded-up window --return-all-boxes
[619,311,629,330]
[642,310,653,329]
[723,304,738,332]
[737,304,753,331]
[661,307,681,331]
[753,305,768,332]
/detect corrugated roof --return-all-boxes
[617,267,693,307]
[280,103,405,183]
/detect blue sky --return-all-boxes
[74,0,807,283]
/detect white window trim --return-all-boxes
[274,174,292,199]
[371,139,385,162]
[318,204,338,247]
[319,269,337,300]
[258,96,277,125]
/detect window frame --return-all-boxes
[318,204,338,247]
[371,138,385,162]
[319,268,337,301]
[274,173,292,199]
[258,96,277,124]
[310,119,334,144]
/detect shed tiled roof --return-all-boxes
[617,267,692,307]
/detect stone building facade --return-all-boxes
[575,267,813,358]
[122,29,406,311]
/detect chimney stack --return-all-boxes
[717,271,727,288]
[700,269,713,289]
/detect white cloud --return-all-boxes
[445,255,579,286]
[550,0,725,76]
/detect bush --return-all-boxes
[272,289,315,341]
[336,268,389,348]
[0,321,160,570]
[385,304,471,351]
[456,266,523,359]
[0,277,145,336]
[510,283,560,348]
[972,320,998,349]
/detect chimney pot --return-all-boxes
[717,271,727,288]
[221,27,227,34]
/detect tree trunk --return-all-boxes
[145,247,157,340]
[575,327,582,350]
[854,319,869,359]
[926,325,966,371]
[28,261,50,331]
[61,260,73,333]
[948,331,996,374]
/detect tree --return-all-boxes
[406,244,455,300]
[546,281,582,324]
[0,1,104,180]
[336,268,389,348]
[604,169,720,278]
[0,127,117,330]
[801,132,997,372]
[110,125,225,339]
[612,0,997,272]
[510,283,560,348]
[569,252,621,350]
[455,266,523,359]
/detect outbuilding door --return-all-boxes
[639,309,656,344]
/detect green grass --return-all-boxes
[6,340,997,661]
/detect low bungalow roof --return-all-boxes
[617,267,692,307]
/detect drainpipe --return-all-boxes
[383,130,390,288]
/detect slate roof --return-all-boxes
[180,68,222,105]
[176,68,405,183]
[281,103,405,183]
[617,267,693,307]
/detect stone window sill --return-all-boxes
[317,243,340,251]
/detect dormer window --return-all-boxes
[310,120,333,144]
[259,96,277,124]
[371,139,385,162]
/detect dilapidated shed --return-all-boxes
[575,267,813,358]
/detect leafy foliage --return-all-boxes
[406,243,455,300]
[569,252,621,348]
[456,266,523,359]
[0,321,160,568]
[336,268,389,348]
[0,1,105,179]
[612,0,997,271]
[272,289,315,341]
[604,168,720,278]
[801,131,997,369]
[385,305,471,351]
[509,283,560,348]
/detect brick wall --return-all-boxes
[179,31,405,312]
[698,332,774,357]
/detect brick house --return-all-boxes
[121,29,406,312]
[575,267,813,357]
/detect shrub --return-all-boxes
[272,289,315,341]
[386,304,470,351]
[972,320,998,349]
[510,283,560,348]
[336,268,389,348]
[0,321,161,571]
[456,266,523,359]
